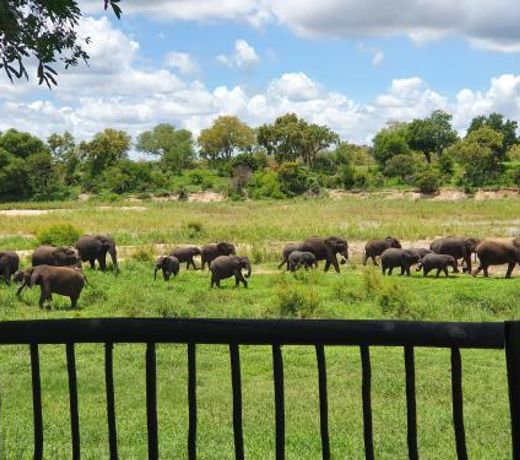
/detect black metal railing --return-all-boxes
[0,318,518,459]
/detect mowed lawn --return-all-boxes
[0,196,519,458]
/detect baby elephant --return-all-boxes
[381,248,421,276]
[287,251,317,272]
[154,256,180,281]
[210,255,251,288]
[0,251,20,285]
[417,254,457,278]
[15,265,87,309]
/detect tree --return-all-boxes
[47,132,79,185]
[0,0,121,87]
[198,116,255,162]
[372,122,410,167]
[0,128,47,158]
[0,147,28,200]
[383,154,417,182]
[136,124,194,172]
[79,128,131,180]
[406,110,458,163]
[450,126,504,186]
[257,113,339,166]
[467,112,518,157]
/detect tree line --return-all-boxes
[1,110,520,202]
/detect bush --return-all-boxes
[184,221,204,239]
[414,168,441,194]
[36,223,82,247]
[338,164,355,189]
[275,281,321,318]
[383,154,417,182]
[131,246,155,263]
[311,153,337,175]
[277,162,310,196]
[247,170,286,199]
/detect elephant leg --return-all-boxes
[210,275,216,288]
[330,258,340,273]
[70,295,79,309]
[423,268,428,277]
[452,260,459,273]
[462,256,472,274]
[399,266,405,276]
[389,267,394,276]
[506,263,515,279]
[236,272,248,288]
[89,259,96,270]
[191,259,199,270]
[324,260,331,272]
[2,269,10,285]
[444,268,449,278]
[16,281,27,296]
[98,256,107,271]
[483,266,490,277]
[382,266,386,275]
[277,258,287,270]
[371,256,378,266]
[472,265,483,277]
[362,253,368,265]
[406,266,411,276]
[201,259,206,270]
[164,269,170,281]
[436,268,441,278]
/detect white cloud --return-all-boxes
[217,39,260,68]
[164,52,198,75]
[371,51,384,66]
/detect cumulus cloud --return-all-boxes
[217,39,260,68]
[164,52,198,75]
[4,17,520,145]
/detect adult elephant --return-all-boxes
[473,238,520,278]
[363,237,402,265]
[75,235,119,273]
[430,237,478,273]
[0,251,20,285]
[15,265,86,309]
[210,255,251,288]
[300,236,349,273]
[201,242,236,269]
[32,245,81,268]
[169,246,201,270]
[381,248,421,276]
[277,243,303,270]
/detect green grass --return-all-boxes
[1,196,519,457]
[0,262,518,458]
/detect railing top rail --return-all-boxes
[0,318,505,348]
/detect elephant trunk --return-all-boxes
[109,247,120,273]
[244,260,252,278]
[154,266,159,280]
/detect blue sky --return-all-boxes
[2,0,520,144]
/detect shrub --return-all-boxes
[36,223,82,247]
[311,153,337,175]
[414,168,441,194]
[275,281,321,318]
[247,170,286,199]
[184,221,204,239]
[277,162,310,196]
[338,164,355,189]
[131,246,155,263]
[383,154,417,182]
[231,153,262,172]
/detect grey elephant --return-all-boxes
[210,255,251,288]
[75,235,119,272]
[0,251,20,285]
[407,248,433,259]
[278,243,303,270]
[15,265,87,309]
[381,248,421,276]
[32,245,81,268]
[473,238,520,278]
[288,251,317,272]
[363,237,402,265]
[154,256,180,281]
[201,242,236,269]
[417,254,457,278]
[169,246,201,270]
[300,236,349,273]
[430,237,478,273]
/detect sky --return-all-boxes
[2,0,520,145]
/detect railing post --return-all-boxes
[505,321,520,460]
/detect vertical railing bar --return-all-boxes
[229,344,244,460]
[30,344,43,460]
[146,342,158,460]
[315,345,330,460]
[66,343,80,460]
[404,346,418,460]
[105,343,118,460]
[451,347,468,460]
[272,345,285,460]
[360,345,374,460]
[506,322,520,460]
[188,343,197,460]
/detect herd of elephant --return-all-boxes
[0,234,518,310]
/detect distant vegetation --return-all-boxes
[1,110,520,202]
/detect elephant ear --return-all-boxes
[29,269,40,286]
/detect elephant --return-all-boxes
[15,265,87,309]
[210,255,251,288]
[417,254,457,278]
[277,243,303,270]
[363,237,402,265]
[381,248,421,276]
[430,237,478,273]
[300,236,349,273]
[201,242,236,269]
[169,246,201,270]
[154,256,180,281]
[0,251,20,285]
[287,251,317,272]
[473,238,520,278]
[32,245,81,268]
[75,235,119,273]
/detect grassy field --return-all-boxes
[0,196,519,458]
